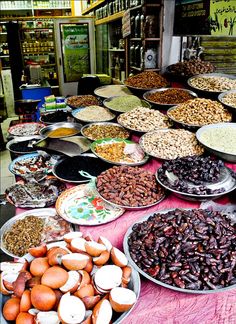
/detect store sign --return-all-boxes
[61,24,90,83]
[122,9,131,38]
[174,0,236,35]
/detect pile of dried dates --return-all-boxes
[128,209,236,291]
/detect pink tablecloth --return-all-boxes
[16,158,236,323]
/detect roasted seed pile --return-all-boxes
[125,71,168,89]
[3,216,45,256]
[118,107,172,132]
[83,124,129,140]
[189,76,236,92]
[67,95,99,107]
[157,156,225,195]
[168,59,215,77]
[97,166,164,207]
[146,88,195,105]
[168,98,232,126]
[221,92,236,108]
[140,129,204,159]
[128,209,236,290]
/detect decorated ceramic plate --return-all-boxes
[8,122,45,137]
[56,184,124,226]
[90,138,149,165]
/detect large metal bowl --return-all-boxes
[40,122,82,138]
[155,167,236,202]
[143,87,198,109]
[6,135,43,154]
[81,122,130,141]
[72,107,116,124]
[196,123,236,162]
[103,95,151,113]
[123,208,236,294]
[187,73,236,97]
[218,89,236,111]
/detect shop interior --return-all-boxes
[0,0,236,323]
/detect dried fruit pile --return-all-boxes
[168,59,215,77]
[1,232,137,323]
[128,209,236,291]
[157,156,225,195]
[125,71,168,89]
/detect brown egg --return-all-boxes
[16,312,34,324]
[29,243,47,258]
[74,284,95,299]
[41,266,68,289]
[30,257,50,277]
[48,247,69,266]
[109,287,136,312]
[20,289,31,312]
[31,284,56,311]
[2,297,20,321]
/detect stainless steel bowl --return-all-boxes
[218,89,236,111]
[155,167,236,202]
[103,95,151,113]
[187,73,236,95]
[81,122,130,141]
[123,208,236,294]
[143,87,198,109]
[40,122,82,138]
[72,107,116,124]
[6,135,43,154]
[196,123,236,162]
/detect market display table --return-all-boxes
[12,157,236,324]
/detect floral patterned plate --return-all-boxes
[55,184,124,226]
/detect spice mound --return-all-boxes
[66,95,99,107]
[167,98,232,126]
[128,208,236,290]
[146,88,195,105]
[189,76,236,92]
[105,95,149,112]
[125,71,168,89]
[97,165,164,207]
[95,84,132,98]
[83,124,130,140]
[140,129,204,160]
[93,141,145,164]
[2,214,71,257]
[47,127,79,138]
[198,126,236,155]
[118,107,172,132]
[221,92,236,108]
[157,156,226,195]
[74,106,115,122]
[168,59,215,77]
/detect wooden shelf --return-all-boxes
[21,27,53,30]
[108,48,125,52]
[145,3,161,7]
[0,32,7,35]
[130,66,142,71]
[23,52,55,55]
[34,7,70,10]
[145,68,160,71]
[95,11,125,25]
[144,38,160,41]
[129,4,142,11]
[82,0,105,15]
[0,55,9,58]
[130,38,142,41]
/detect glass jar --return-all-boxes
[134,12,141,38]
[134,43,140,67]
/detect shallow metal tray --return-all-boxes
[123,208,236,294]
[155,167,236,201]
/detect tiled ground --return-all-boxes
[0,117,18,194]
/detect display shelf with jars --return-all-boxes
[0,0,71,18]
[0,22,10,69]
[19,18,58,86]
[127,0,163,74]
